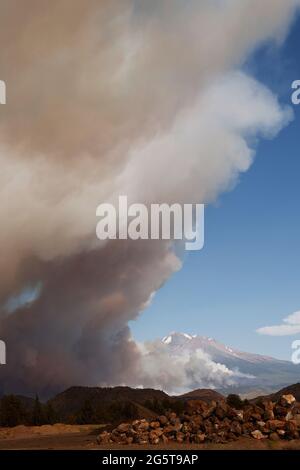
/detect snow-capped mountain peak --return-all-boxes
[159,331,300,394]
[160,332,270,362]
[162,332,195,346]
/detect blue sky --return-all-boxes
[131,15,300,360]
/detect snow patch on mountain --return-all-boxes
[135,332,300,395]
[162,335,172,345]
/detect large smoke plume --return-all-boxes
[0,0,298,397]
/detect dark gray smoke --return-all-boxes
[0,0,298,397]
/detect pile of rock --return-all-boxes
[97,394,300,445]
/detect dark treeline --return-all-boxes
[0,395,57,427]
[143,398,185,415]
[0,394,187,427]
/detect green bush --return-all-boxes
[226,394,244,410]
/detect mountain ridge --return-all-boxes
[160,332,300,394]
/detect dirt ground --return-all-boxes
[1,425,300,450]
[0,424,101,450]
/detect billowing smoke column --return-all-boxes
[0,0,298,397]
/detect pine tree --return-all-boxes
[31,395,45,426]
[44,402,57,425]
[0,395,27,427]
[76,400,95,424]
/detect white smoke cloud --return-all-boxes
[0,0,299,396]
[136,340,254,394]
[119,71,292,205]
[257,311,300,336]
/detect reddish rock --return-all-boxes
[149,430,160,445]
[230,421,242,435]
[269,432,280,441]
[133,419,149,432]
[215,402,228,420]
[251,430,266,440]
[97,431,111,444]
[194,432,206,443]
[280,395,296,407]
[97,394,300,446]
[158,415,168,426]
[176,431,185,443]
[267,420,286,432]
[285,420,299,439]
[150,421,160,429]
[117,423,132,433]
[202,401,217,419]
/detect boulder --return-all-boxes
[97,431,111,444]
[150,421,160,429]
[280,395,296,407]
[251,430,266,440]
[267,420,286,432]
[158,415,168,426]
[194,432,206,443]
[117,423,132,433]
[269,432,280,442]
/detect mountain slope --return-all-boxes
[161,332,300,394]
[49,386,170,419]
[176,389,225,402]
[253,382,300,403]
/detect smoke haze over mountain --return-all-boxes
[0,0,299,397]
